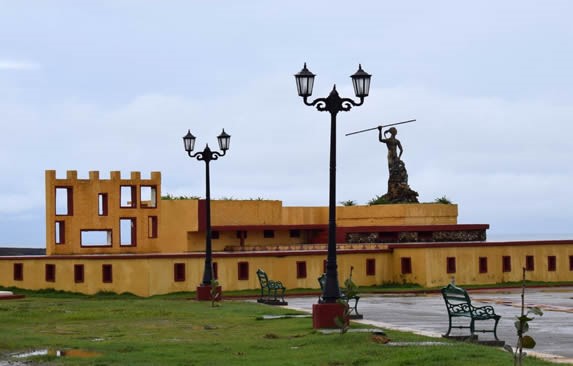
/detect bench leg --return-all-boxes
[470,319,476,337]
[445,316,452,337]
[493,317,500,341]
[352,298,360,316]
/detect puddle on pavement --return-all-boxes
[13,348,101,359]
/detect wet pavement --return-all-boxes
[285,287,573,364]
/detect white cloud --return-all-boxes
[0,60,41,70]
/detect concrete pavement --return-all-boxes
[285,287,573,364]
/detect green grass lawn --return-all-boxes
[0,290,557,365]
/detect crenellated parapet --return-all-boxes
[45,170,162,255]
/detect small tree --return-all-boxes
[210,279,221,307]
[334,267,358,334]
[504,267,543,366]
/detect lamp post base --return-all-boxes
[196,284,222,301]
[312,302,347,329]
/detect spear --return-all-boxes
[345,119,416,136]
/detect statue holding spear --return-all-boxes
[346,119,419,203]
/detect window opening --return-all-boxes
[290,229,301,238]
[102,264,113,283]
[120,185,136,208]
[13,263,23,281]
[55,187,73,215]
[174,263,186,282]
[446,257,456,274]
[296,261,307,278]
[74,264,85,283]
[502,256,512,272]
[263,230,275,238]
[120,218,137,246]
[55,221,65,244]
[148,216,158,238]
[479,257,488,273]
[401,257,412,274]
[366,258,376,276]
[525,255,535,271]
[548,256,557,271]
[140,186,157,208]
[98,193,108,216]
[238,262,249,280]
[81,230,112,247]
[45,264,56,282]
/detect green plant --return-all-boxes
[161,194,201,200]
[504,267,544,366]
[434,195,452,204]
[339,200,357,206]
[334,266,358,334]
[210,279,221,307]
[368,195,389,205]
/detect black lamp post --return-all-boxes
[295,63,371,305]
[183,129,230,299]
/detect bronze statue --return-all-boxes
[377,126,418,203]
[379,127,402,169]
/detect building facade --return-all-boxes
[0,170,572,296]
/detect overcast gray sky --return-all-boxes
[1,1,572,247]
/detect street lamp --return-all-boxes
[183,128,231,300]
[295,63,371,326]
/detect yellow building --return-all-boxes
[0,170,572,296]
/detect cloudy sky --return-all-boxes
[1,1,572,247]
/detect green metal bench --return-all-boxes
[318,273,362,318]
[256,269,287,305]
[441,283,501,340]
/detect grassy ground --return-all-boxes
[0,290,557,365]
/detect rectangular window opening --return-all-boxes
[366,258,376,276]
[525,255,535,271]
[55,187,73,215]
[102,264,113,283]
[120,218,137,246]
[98,193,109,216]
[502,256,512,272]
[211,230,220,239]
[81,230,112,247]
[174,263,186,282]
[323,259,327,274]
[548,256,557,272]
[263,230,275,238]
[74,264,85,283]
[140,186,157,208]
[236,231,247,239]
[120,185,136,208]
[238,262,249,280]
[13,263,23,281]
[296,261,307,279]
[289,229,301,238]
[55,221,65,244]
[45,264,56,282]
[401,257,412,274]
[148,216,158,238]
[569,256,573,271]
[446,257,456,274]
[479,257,488,274]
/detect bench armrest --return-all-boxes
[471,305,497,316]
[447,303,471,314]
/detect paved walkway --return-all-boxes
[285,287,573,364]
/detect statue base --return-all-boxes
[196,284,222,301]
[383,182,419,203]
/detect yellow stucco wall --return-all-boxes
[2,242,572,297]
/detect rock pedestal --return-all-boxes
[382,158,419,203]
